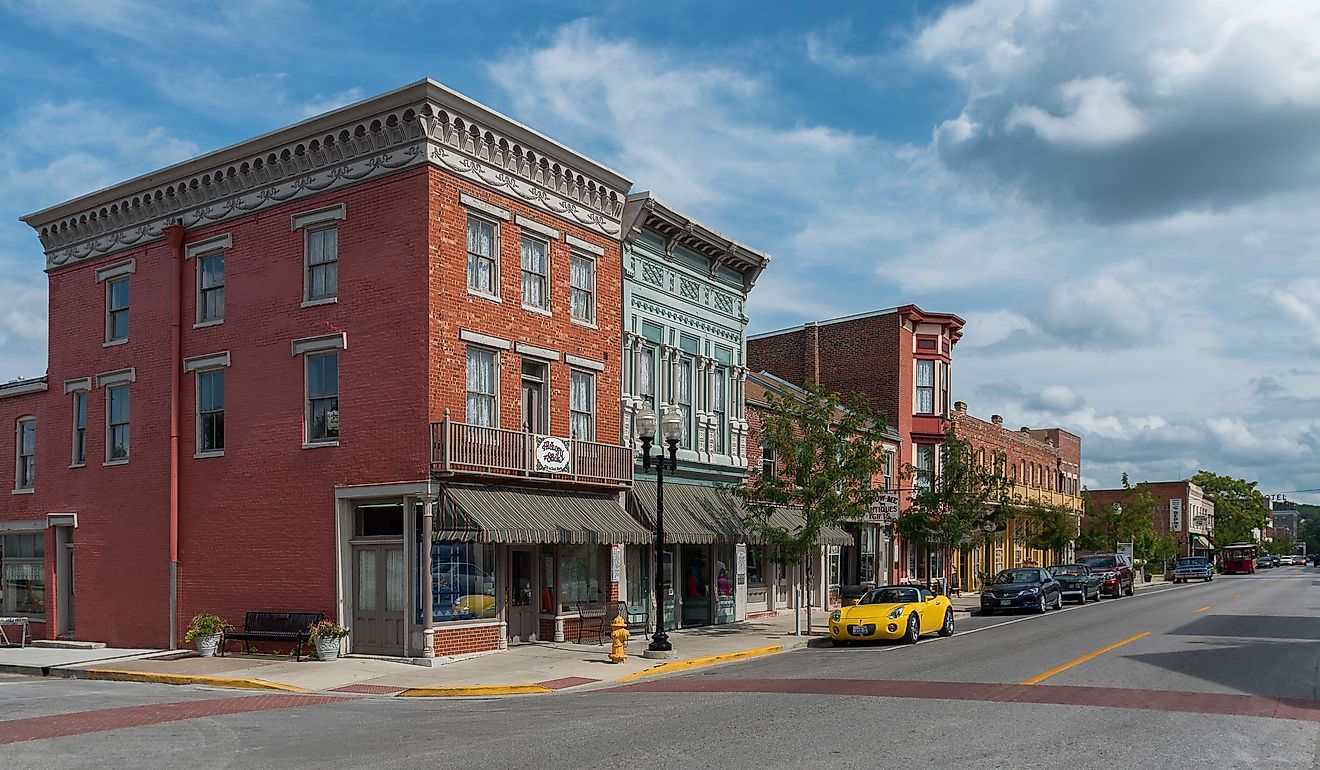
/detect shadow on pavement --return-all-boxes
[1164,615,1320,641]
[1126,636,1319,701]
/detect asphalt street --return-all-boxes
[1,568,1316,769]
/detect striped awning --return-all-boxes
[630,480,855,547]
[437,485,652,544]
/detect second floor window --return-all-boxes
[306,353,339,443]
[198,251,224,323]
[914,443,936,491]
[466,347,498,427]
[761,441,777,479]
[107,385,129,461]
[637,346,655,405]
[677,357,693,448]
[198,369,225,453]
[940,361,950,415]
[71,391,86,466]
[915,359,935,414]
[467,216,498,295]
[884,449,895,490]
[569,250,595,323]
[520,236,548,310]
[106,277,130,342]
[306,226,339,302]
[712,367,727,454]
[15,418,35,490]
[570,369,595,440]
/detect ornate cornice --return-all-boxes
[25,80,632,272]
[630,296,741,344]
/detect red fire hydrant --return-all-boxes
[608,616,629,663]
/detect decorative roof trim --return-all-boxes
[565,354,605,372]
[459,329,512,351]
[96,368,136,388]
[95,259,135,283]
[460,193,511,221]
[63,377,91,394]
[291,203,346,231]
[622,192,770,292]
[186,234,231,259]
[25,80,632,272]
[183,351,232,372]
[514,342,561,361]
[565,234,605,256]
[291,332,347,356]
[515,214,560,240]
[0,378,48,399]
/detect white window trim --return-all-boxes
[466,212,502,301]
[565,354,605,372]
[291,203,346,231]
[914,359,935,416]
[459,329,512,350]
[514,342,561,361]
[291,332,347,357]
[193,248,225,327]
[568,248,598,327]
[519,232,552,315]
[14,416,35,493]
[302,224,340,305]
[104,383,130,466]
[565,234,604,256]
[183,351,231,372]
[195,367,226,458]
[104,275,130,345]
[303,350,341,448]
[185,234,231,259]
[516,214,560,240]
[465,345,501,429]
[96,368,136,388]
[95,258,135,283]
[569,367,597,441]
[67,384,89,469]
[460,193,511,221]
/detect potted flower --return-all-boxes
[183,613,229,658]
[308,619,349,662]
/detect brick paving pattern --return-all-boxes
[536,676,599,690]
[329,684,407,695]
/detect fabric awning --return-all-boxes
[437,485,652,544]
[630,480,855,547]
[1193,534,1214,550]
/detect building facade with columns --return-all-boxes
[6,80,646,657]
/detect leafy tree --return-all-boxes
[1190,471,1270,546]
[894,427,1013,592]
[735,380,889,635]
[1135,529,1179,574]
[1078,474,1156,551]
[1019,500,1078,562]
[1266,535,1296,556]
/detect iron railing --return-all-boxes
[429,412,633,488]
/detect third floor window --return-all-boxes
[467,216,498,296]
[106,277,130,342]
[198,251,224,323]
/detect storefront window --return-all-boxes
[746,548,765,585]
[2,533,45,618]
[430,541,496,622]
[541,550,556,614]
[625,545,649,619]
[859,527,876,584]
[560,544,603,612]
[715,545,736,623]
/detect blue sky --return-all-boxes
[2,0,1319,503]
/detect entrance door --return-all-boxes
[509,547,536,642]
[680,545,710,627]
[57,527,74,637]
[772,557,790,609]
[352,543,405,655]
[521,361,547,434]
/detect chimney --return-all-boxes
[1020,427,1032,434]
[991,414,1003,427]
[953,400,968,414]
[805,322,820,387]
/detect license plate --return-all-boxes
[848,625,869,636]
[999,599,1012,606]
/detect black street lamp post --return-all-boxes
[635,402,683,655]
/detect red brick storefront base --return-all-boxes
[432,624,500,656]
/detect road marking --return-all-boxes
[1020,631,1151,686]
[950,582,1194,639]
[1231,594,1241,600]
[616,645,782,683]
[1194,606,1210,613]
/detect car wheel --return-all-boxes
[938,609,954,637]
[982,607,995,616]
[1126,583,1135,596]
[1037,595,1048,613]
[1054,592,1063,610]
[904,614,920,644]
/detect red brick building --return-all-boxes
[1086,480,1215,558]
[747,306,963,584]
[2,80,643,656]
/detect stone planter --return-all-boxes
[314,636,343,662]
[195,633,221,658]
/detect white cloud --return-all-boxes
[1005,76,1147,147]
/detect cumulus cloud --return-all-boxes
[916,0,1320,222]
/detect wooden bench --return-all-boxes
[575,601,625,645]
[220,612,324,661]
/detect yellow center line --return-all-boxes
[1194,606,1211,613]
[1231,594,1241,600]
[1020,631,1151,686]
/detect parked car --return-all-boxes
[1173,556,1213,583]
[1048,564,1103,603]
[980,568,1064,614]
[829,585,954,645]
[1077,553,1135,597]
[1257,555,1274,569]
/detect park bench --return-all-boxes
[220,611,324,661]
[575,601,625,645]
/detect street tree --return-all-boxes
[734,380,889,635]
[1266,535,1296,556]
[1135,529,1180,575]
[1078,474,1156,552]
[1019,500,1079,563]
[894,427,1013,592]
[1190,471,1270,547]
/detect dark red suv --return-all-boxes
[1077,554,1135,598]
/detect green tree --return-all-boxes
[734,380,889,634]
[1078,474,1156,551]
[894,427,1013,592]
[1018,500,1078,563]
[1190,471,1270,546]
[1266,534,1295,556]
[1135,529,1179,575]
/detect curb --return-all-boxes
[615,644,782,683]
[71,668,309,693]
[397,684,551,697]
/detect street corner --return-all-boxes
[615,644,783,683]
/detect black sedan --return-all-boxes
[981,568,1064,614]
[1048,564,1102,603]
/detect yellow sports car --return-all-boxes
[829,585,955,645]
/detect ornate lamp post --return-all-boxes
[635,402,683,656]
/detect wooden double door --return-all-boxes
[351,542,405,655]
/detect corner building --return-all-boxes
[4,80,641,656]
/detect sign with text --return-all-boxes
[1170,498,1184,531]
[855,492,900,523]
[534,436,571,473]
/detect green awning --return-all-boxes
[630,480,855,547]
[437,485,652,544]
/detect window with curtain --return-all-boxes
[467,215,498,295]
[306,226,339,301]
[677,357,693,448]
[465,347,498,427]
[2,533,44,618]
[915,359,935,414]
[570,250,595,323]
[637,346,655,405]
[570,369,595,440]
[915,444,936,491]
[520,235,548,310]
[711,367,727,454]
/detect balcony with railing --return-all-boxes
[429,412,633,488]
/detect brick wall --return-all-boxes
[433,624,501,656]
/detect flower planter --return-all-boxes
[314,637,343,661]
[195,633,221,658]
